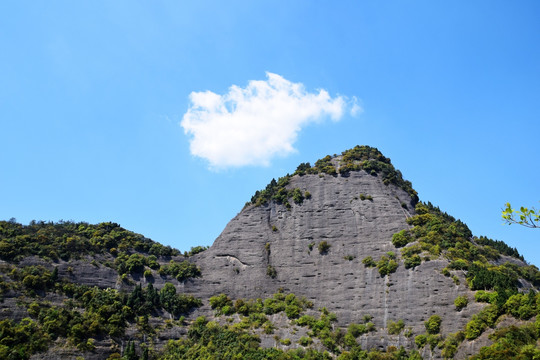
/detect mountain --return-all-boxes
[0,145,539,360]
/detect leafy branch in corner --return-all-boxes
[502,202,540,228]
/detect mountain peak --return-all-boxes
[250,145,418,208]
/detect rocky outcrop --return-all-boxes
[184,169,483,353]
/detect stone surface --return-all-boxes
[185,170,485,356]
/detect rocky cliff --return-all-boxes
[185,152,496,356]
[1,146,539,360]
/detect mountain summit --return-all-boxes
[0,146,538,359]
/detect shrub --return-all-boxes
[366,322,375,332]
[441,268,450,277]
[392,230,413,248]
[160,260,201,281]
[343,255,355,261]
[280,338,291,346]
[209,294,233,314]
[318,241,331,255]
[298,336,313,346]
[454,295,468,311]
[186,246,208,257]
[292,188,304,204]
[143,269,152,279]
[348,323,368,337]
[267,265,277,279]
[475,290,497,304]
[404,254,421,269]
[263,321,275,334]
[404,327,414,338]
[425,315,442,334]
[415,334,427,348]
[449,259,468,270]
[465,318,486,340]
[377,256,398,276]
[362,256,376,267]
[387,319,405,335]
[359,193,373,201]
[285,305,301,319]
[159,283,201,318]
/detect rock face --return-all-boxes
[186,164,480,350]
[3,148,536,359]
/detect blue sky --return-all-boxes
[1,1,539,266]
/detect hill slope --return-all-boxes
[0,146,539,359]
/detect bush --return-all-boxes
[160,260,201,282]
[185,246,208,257]
[318,241,331,255]
[280,338,291,345]
[143,269,153,279]
[298,336,313,346]
[449,259,468,270]
[292,188,304,204]
[348,323,368,337]
[359,193,373,201]
[267,265,277,279]
[404,254,421,269]
[475,290,497,304]
[425,315,442,334]
[209,294,233,314]
[159,283,201,318]
[387,319,405,335]
[441,268,450,277]
[392,230,413,248]
[454,295,468,311]
[377,256,398,276]
[285,305,301,319]
[362,256,376,267]
[415,334,427,348]
[465,318,486,340]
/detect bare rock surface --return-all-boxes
[185,171,482,355]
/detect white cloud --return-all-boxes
[181,72,360,169]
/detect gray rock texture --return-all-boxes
[186,170,483,355]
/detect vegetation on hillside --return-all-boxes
[394,202,540,358]
[161,290,421,360]
[250,145,419,207]
[0,267,201,359]
[0,220,203,359]
[0,219,179,262]
[1,147,540,358]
